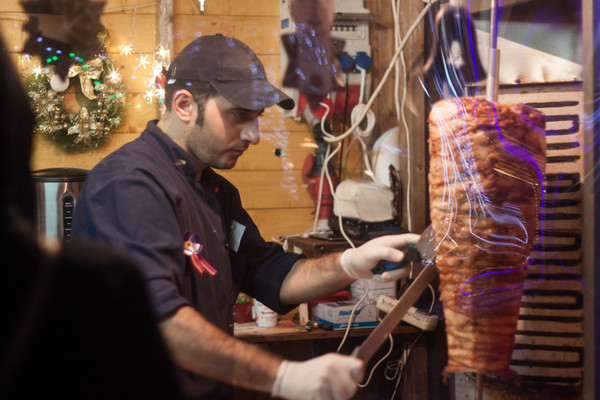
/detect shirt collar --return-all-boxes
[143,120,199,181]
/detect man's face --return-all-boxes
[185,95,263,170]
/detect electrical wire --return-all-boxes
[103,1,155,13]
[335,286,369,352]
[305,0,438,240]
[322,0,438,146]
[316,0,437,237]
[388,332,424,399]
[358,331,394,388]
[391,0,414,232]
[324,0,437,363]
[301,2,438,381]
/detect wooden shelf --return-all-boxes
[235,321,419,344]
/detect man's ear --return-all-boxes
[171,89,196,123]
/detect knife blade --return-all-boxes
[371,224,435,275]
[353,225,437,363]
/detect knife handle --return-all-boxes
[371,244,420,275]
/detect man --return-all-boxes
[73,34,419,400]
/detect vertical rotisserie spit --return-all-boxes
[428,96,546,377]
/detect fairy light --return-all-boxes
[120,44,133,56]
[143,88,155,103]
[114,4,173,105]
[154,87,165,103]
[107,69,122,83]
[155,44,169,60]
[137,54,150,69]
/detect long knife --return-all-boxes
[352,225,437,362]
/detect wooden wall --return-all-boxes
[0,0,429,240]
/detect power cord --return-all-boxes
[322,0,438,147]
[391,0,414,232]
[299,2,438,385]
[388,332,424,399]
[358,330,394,388]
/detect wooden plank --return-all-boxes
[368,0,427,233]
[172,15,280,54]
[235,130,314,171]
[0,0,149,13]
[116,92,160,133]
[30,132,139,171]
[246,208,315,240]
[0,18,27,51]
[103,0,155,12]
[100,13,156,53]
[261,54,288,91]
[174,0,279,16]
[218,169,314,209]
[105,52,158,93]
[0,0,25,12]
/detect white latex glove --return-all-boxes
[271,353,364,400]
[339,233,421,282]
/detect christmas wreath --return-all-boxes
[24,50,127,152]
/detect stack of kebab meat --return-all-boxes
[427,96,546,377]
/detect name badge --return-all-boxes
[230,220,245,252]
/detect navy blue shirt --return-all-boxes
[73,121,302,399]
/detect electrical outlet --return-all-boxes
[376,295,439,331]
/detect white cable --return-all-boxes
[427,283,436,313]
[391,0,414,232]
[358,331,394,388]
[388,331,424,400]
[308,0,436,236]
[310,102,336,233]
[320,0,436,237]
[323,0,437,145]
[335,284,368,352]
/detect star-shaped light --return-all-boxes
[32,64,43,76]
[146,76,157,88]
[108,69,122,83]
[143,89,155,102]
[137,54,150,69]
[120,44,133,56]
[154,87,165,101]
[150,61,164,79]
[155,45,169,60]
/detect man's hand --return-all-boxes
[271,353,364,400]
[340,233,420,282]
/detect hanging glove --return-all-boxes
[271,353,364,400]
[339,233,421,282]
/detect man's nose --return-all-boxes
[240,122,260,145]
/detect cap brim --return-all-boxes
[211,80,295,111]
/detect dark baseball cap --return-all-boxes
[166,34,295,111]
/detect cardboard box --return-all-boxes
[313,301,377,330]
[351,279,396,302]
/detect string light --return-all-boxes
[155,44,169,59]
[107,69,122,83]
[137,54,150,69]
[120,44,134,56]
[143,88,155,103]
[32,64,44,76]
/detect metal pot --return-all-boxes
[31,168,88,241]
